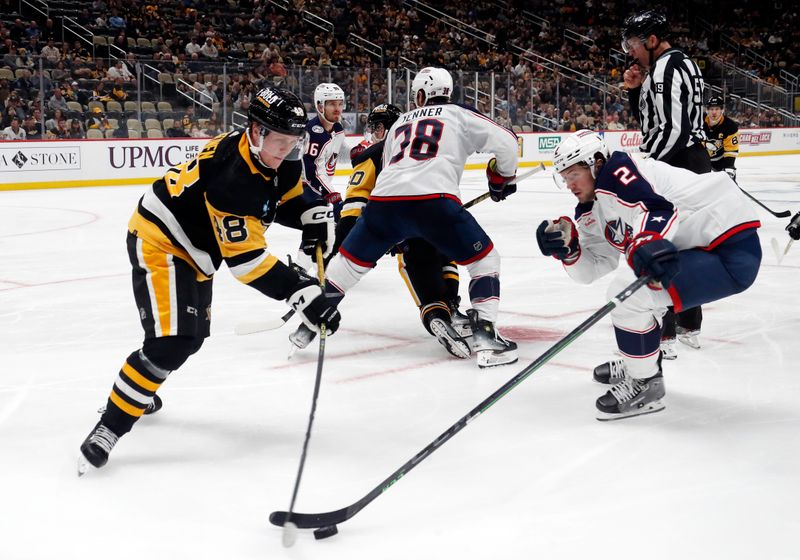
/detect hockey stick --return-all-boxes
[463,162,547,209]
[282,245,328,548]
[269,274,651,534]
[234,309,294,335]
[738,187,791,218]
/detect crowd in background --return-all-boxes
[1,0,797,140]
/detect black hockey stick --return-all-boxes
[282,245,329,547]
[269,274,651,533]
[738,186,791,218]
[463,162,547,209]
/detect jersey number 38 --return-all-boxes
[389,118,444,165]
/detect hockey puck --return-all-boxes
[313,525,338,540]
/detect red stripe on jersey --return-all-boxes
[369,193,462,204]
[702,221,761,251]
[457,241,494,265]
[667,283,684,312]
[338,247,376,268]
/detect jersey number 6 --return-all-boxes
[389,118,444,164]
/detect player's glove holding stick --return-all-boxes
[486,157,517,202]
[536,217,581,264]
[300,205,335,259]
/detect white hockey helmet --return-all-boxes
[553,130,609,174]
[313,82,346,112]
[411,67,453,106]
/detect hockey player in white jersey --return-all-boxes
[303,82,346,213]
[321,67,521,368]
[536,130,761,419]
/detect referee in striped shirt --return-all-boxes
[622,10,711,358]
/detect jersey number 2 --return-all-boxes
[389,119,444,164]
[613,166,638,186]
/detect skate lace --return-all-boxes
[609,360,626,381]
[609,377,641,402]
[89,425,119,453]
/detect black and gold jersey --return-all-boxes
[341,140,385,220]
[703,115,739,170]
[128,130,327,299]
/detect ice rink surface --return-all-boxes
[1,156,799,560]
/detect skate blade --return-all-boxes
[77,453,95,477]
[429,320,471,359]
[476,350,519,369]
[677,335,701,349]
[596,399,666,421]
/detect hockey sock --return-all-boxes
[101,350,169,436]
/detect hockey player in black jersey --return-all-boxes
[78,87,339,474]
[704,96,740,181]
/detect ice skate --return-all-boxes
[596,372,665,421]
[593,359,626,385]
[676,326,701,349]
[660,337,677,360]
[467,310,518,368]
[78,421,120,476]
[449,307,473,338]
[288,323,316,358]
[428,317,471,359]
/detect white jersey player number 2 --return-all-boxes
[388,118,444,164]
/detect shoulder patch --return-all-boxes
[312,125,324,134]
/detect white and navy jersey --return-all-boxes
[371,103,518,200]
[563,151,761,285]
[630,48,706,163]
[302,116,345,197]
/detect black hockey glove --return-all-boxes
[486,157,517,202]
[536,217,580,264]
[787,212,800,241]
[625,233,681,289]
[300,205,335,259]
[287,280,340,335]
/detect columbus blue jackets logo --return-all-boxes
[604,219,634,251]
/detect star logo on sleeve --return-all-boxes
[650,216,665,223]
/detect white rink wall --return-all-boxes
[1,128,799,191]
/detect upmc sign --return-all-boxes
[108,144,201,169]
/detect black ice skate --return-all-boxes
[595,372,665,421]
[78,422,120,476]
[467,310,518,368]
[593,359,627,385]
[428,317,471,359]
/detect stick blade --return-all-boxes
[270,508,350,529]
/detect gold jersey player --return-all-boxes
[703,96,740,181]
[78,87,340,474]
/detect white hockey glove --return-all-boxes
[287,280,340,335]
[300,205,335,259]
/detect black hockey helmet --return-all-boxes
[707,96,724,108]
[248,87,307,136]
[366,103,402,133]
[622,10,670,44]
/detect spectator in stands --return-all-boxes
[110,79,128,102]
[15,47,33,70]
[68,118,85,139]
[200,113,222,137]
[108,60,134,82]
[49,117,69,139]
[200,37,218,58]
[51,60,70,83]
[108,10,127,31]
[22,114,42,140]
[31,68,53,95]
[560,110,577,132]
[606,112,625,131]
[180,106,198,136]
[41,39,60,67]
[185,37,202,58]
[12,69,34,98]
[2,116,26,140]
[5,94,26,124]
[45,109,66,132]
[86,107,108,130]
[2,46,18,70]
[269,56,288,80]
[48,87,69,113]
[25,20,40,41]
